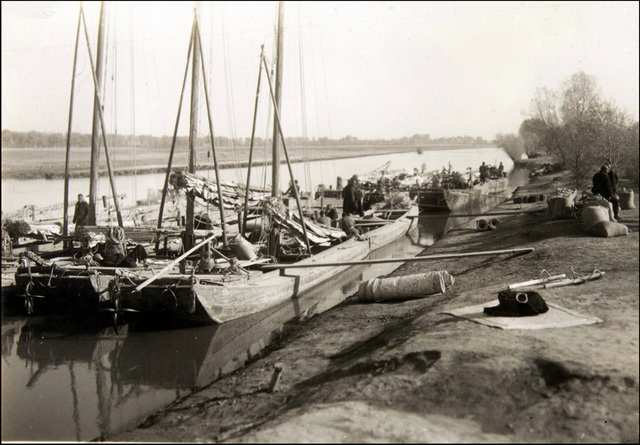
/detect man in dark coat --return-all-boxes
[605,162,620,219]
[342,175,364,217]
[592,165,620,220]
[73,194,89,228]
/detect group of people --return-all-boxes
[592,162,621,221]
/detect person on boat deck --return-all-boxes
[592,164,620,221]
[479,162,488,184]
[340,212,365,241]
[342,175,364,217]
[498,162,505,177]
[285,180,300,198]
[317,210,332,227]
[73,194,89,228]
[325,204,339,222]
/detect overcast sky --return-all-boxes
[2,1,638,142]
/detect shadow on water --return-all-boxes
[1,170,531,441]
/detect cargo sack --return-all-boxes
[483,290,549,317]
[548,196,574,219]
[230,235,257,260]
[547,188,577,220]
[587,220,629,238]
[581,206,610,232]
[618,188,636,210]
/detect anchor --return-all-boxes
[19,281,46,315]
[102,276,139,333]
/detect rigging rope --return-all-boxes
[220,5,243,186]
[296,4,313,204]
[129,3,138,206]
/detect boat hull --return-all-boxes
[116,205,419,324]
[12,260,143,316]
[410,177,509,211]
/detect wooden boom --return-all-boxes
[260,247,534,270]
[132,233,218,293]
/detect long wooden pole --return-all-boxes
[242,45,265,234]
[408,210,546,218]
[185,2,201,251]
[157,21,195,230]
[63,5,83,249]
[271,1,284,198]
[262,55,312,253]
[260,247,534,270]
[80,8,124,227]
[133,233,218,293]
[194,18,228,247]
[88,1,107,226]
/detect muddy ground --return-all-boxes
[113,166,639,443]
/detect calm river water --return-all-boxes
[1,148,526,441]
[1,147,514,215]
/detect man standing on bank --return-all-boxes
[605,162,621,220]
[592,165,620,221]
[73,193,90,229]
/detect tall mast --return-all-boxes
[63,5,83,248]
[271,1,284,196]
[88,1,107,225]
[185,2,201,251]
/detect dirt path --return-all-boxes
[112,169,639,443]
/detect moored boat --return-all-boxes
[410,176,509,211]
[111,204,418,324]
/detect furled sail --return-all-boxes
[169,171,269,210]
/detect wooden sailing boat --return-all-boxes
[11,3,152,318]
[107,2,419,325]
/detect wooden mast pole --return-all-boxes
[261,54,312,254]
[80,7,124,227]
[242,45,265,234]
[87,1,107,226]
[271,1,284,198]
[157,21,195,230]
[62,5,83,249]
[194,17,229,247]
[185,2,201,251]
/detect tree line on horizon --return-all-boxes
[494,71,639,185]
[1,130,490,150]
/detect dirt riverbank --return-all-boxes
[112,164,639,443]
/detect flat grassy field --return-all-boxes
[1,144,484,179]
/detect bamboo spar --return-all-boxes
[260,247,534,270]
[132,233,217,293]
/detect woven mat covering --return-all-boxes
[440,299,603,330]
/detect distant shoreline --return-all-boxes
[1,144,502,180]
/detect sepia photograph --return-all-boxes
[1,1,638,442]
